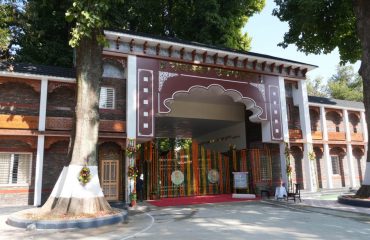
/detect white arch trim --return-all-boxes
[161,84,266,122]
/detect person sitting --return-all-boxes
[275,182,287,200]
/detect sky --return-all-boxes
[244,0,360,81]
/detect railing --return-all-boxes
[311,131,323,140]
[46,117,126,132]
[351,133,364,142]
[289,129,302,139]
[327,132,346,141]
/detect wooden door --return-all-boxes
[100,160,119,201]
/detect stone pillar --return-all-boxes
[126,55,137,202]
[34,78,48,206]
[343,109,356,188]
[321,106,333,189]
[278,76,289,185]
[297,80,314,191]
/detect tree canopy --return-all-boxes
[273,0,361,64]
[2,0,265,67]
[307,65,363,102]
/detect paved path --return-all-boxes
[1,201,370,240]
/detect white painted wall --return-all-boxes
[164,101,245,121]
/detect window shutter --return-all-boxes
[99,87,115,109]
[0,153,11,184]
[0,153,31,185]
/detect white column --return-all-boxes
[34,78,48,206]
[321,106,333,189]
[278,77,289,185]
[297,80,314,191]
[360,111,368,143]
[343,109,356,188]
[126,55,137,202]
[34,135,45,206]
[360,111,370,185]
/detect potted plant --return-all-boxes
[130,192,137,207]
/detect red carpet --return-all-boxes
[147,194,260,207]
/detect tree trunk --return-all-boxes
[41,30,112,214]
[353,0,370,198]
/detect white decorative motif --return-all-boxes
[159,71,178,91]
[171,170,184,185]
[250,83,266,101]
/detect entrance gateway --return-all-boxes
[102,30,315,201]
[132,58,284,199]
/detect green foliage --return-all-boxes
[109,0,265,51]
[273,0,361,64]
[3,0,265,66]
[66,1,120,47]
[0,1,22,61]
[306,76,328,98]
[14,0,72,66]
[327,65,363,102]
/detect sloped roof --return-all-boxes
[308,95,364,110]
[0,62,75,79]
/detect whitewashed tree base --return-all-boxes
[232,194,256,199]
[363,162,370,185]
[41,165,111,214]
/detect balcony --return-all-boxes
[327,132,346,141]
[0,114,38,129]
[351,133,364,142]
[46,117,126,133]
[311,131,323,140]
[289,129,302,139]
[0,114,125,133]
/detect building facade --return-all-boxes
[0,31,367,206]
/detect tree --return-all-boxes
[306,76,328,98]
[5,0,265,67]
[327,65,363,102]
[110,0,266,51]
[15,0,73,67]
[0,1,22,61]
[273,0,370,197]
[41,1,113,215]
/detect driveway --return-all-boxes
[1,201,370,240]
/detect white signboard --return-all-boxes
[233,172,248,189]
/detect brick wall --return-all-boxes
[0,81,40,116]
[0,139,36,206]
[329,146,348,188]
[290,145,305,189]
[313,146,327,189]
[286,98,300,129]
[326,110,344,132]
[270,143,281,189]
[348,112,361,133]
[47,86,75,117]
[41,140,70,203]
[352,147,365,186]
[310,109,321,131]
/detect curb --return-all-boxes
[6,208,128,229]
[338,196,370,208]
